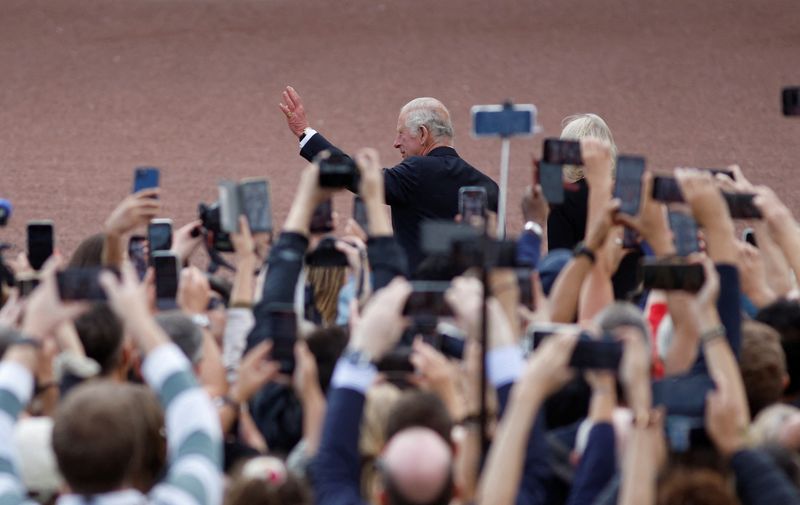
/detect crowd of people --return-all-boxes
[0,85,799,505]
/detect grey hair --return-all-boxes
[560,113,616,183]
[400,97,454,141]
[594,302,651,351]
[155,311,204,364]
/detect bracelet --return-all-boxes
[700,325,726,345]
[457,413,482,427]
[572,241,596,264]
[11,337,42,350]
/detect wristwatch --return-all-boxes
[191,313,211,329]
[341,348,373,367]
[572,241,596,264]
[524,221,543,236]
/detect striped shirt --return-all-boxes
[0,343,223,505]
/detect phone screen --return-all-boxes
[783,87,800,117]
[542,138,582,165]
[668,211,700,256]
[128,235,148,280]
[266,310,297,374]
[133,167,160,194]
[27,221,54,271]
[238,179,272,233]
[57,268,110,301]
[218,181,241,233]
[353,196,369,231]
[723,193,763,220]
[538,162,564,204]
[651,176,684,203]
[569,337,623,370]
[641,260,705,292]
[153,253,179,309]
[613,155,646,215]
[309,199,334,234]
[147,221,173,255]
[403,281,452,317]
[459,186,487,230]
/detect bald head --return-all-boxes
[394,98,454,159]
[381,427,453,505]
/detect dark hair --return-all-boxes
[224,470,310,505]
[741,321,787,417]
[128,385,166,493]
[385,390,453,444]
[74,303,124,376]
[52,381,140,494]
[656,468,738,505]
[207,274,233,305]
[67,233,106,268]
[755,299,800,395]
[305,326,349,393]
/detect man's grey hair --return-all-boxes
[594,302,651,351]
[400,97,454,141]
[155,311,204,364]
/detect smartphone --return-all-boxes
[403,281,452,317]
[723,192,762,220]
[132,167,160,194]
[538,162,565,204]
[542,138,582,165]
[516,267,534,310]
[147,219,173,257]
[218,181,241,233]
[27,220,54,271]
[127,235,148,281]
[265,310,297,374]
[743,228,758,248]
[459,186,488,230]
[152,252,179,310]
[668,211,700,256]
[238,178,272,233]
[622,227,640,249]
[471,104,537,137]
[420,221,481,256]
[318,152,359,188]
[57,268,115,301]
[16,275,40,298]
[651,176,684,203]
[641,258,705,292]
[309,199,334,234]
[569,336,623,370]
[783,86,800,116]
[613,155,646,215]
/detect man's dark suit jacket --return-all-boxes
[300,132,500,271]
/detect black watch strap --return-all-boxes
[573,241,596,264]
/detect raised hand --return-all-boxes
[279,85,310,138]
[170,219,204,264]
[104,189,161,237]
[177,266,210,315]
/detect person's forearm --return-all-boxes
[771,221,800,289]
[704,224,738,264]
[478,387,545,505]
[586,183,613,231]
[753,222,795,296]
[663,294,700,375]
[698,308,749,418]
[365,198,392,237]
[618,429,656,505]
[101,231,125,267]
[126,315,171,355]
[301,391,326,455]
[230,254,258,306]
[577,263,614,324]
[454,425,481,504]
[548,257,593,323]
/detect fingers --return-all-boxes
[355,148,380,171]
[246,340,273,363]
[133,188,160,199]
[286,86,302,107]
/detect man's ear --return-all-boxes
[418,125,430,145]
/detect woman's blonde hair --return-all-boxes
[560,113,616,183]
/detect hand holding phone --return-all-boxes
[459,186,488,230]
[147,219,173,257]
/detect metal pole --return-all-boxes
[497,137,510,238]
